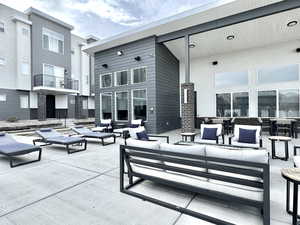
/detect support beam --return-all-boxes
[157,0,300,43]
[184,35,190,83]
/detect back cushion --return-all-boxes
[202,128,217,140]
[160,143,206,156]
[201,124,222,137]
[238,128,256,144]
[205,146,268,164]
[126,138,160,150]
[234,125,261,142]
[129,127,146,139]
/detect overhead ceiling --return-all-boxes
[164,8,300,60]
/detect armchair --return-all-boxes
[229,124,262,148]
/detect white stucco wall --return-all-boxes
[180,40,300,117]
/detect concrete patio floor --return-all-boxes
[0,129,298,225]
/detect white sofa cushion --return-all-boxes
[294,156,300,168]
[160,143,205,156]
[101,119,112,124]
[231,140,260,149]
[129,127,146,139]
[113,128,129,133]
[126,138,160,150]
[200,124,222,138]
[233,125,261,143]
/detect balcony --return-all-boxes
[33,74,79,94]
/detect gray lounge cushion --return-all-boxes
[46,136,84,144]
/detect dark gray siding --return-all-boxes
[94,36,157,133]
[155,43,180,133]
[29,13,72,80]
[68,95,76,118]
[0,89,30,120]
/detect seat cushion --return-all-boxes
[202,128,217,140]
[129,127,146,139]
[231,140,260,149]
[238,128,256,144]
[0,143,40,156]
[294,156,300,168]
[126,138,160,150]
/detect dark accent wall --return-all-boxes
[0,89,30,120]
[37,93,46,120]
[68,95,76,118]
[94,36,157,133]
[155,43,180,133]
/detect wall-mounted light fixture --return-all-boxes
[184,89,188,104]
[287,21,298,27]
[117,50,123,56]
[102,64,108,68]
[134,56,141,61]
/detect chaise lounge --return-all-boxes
[71,126,116,146]
[0,132,42,167]
[33,128,87,154]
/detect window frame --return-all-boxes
[214,70,249,89]
[42,63,64,77]
[100,73,112,88]
[131,89,147,122]
[20,95,29,109]
[114,70,129,86]
[115,91,129,121]
[100,92,113,120]
[42,27,64,55]
[131,66,147,84]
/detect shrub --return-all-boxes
[6,117,18,122]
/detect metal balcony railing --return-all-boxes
[33,74,79,91]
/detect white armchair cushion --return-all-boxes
[129,127,146,139]
[200,124,222,139]
[294,156,300,168]
[126,138,160,150]
[131,119,142,125]
[231,140,259,149]
[233,125,261,143]
[100,119,112,125]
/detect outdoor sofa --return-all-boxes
[0,132,42,167]
[33,128,87,154]
[71,126,116,146]
[120,142,270,225]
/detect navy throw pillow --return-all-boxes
[100,123,109,127]
[136,131,149,141]
[238,128,256,144]
[202,128,217,140]
[129,124,139,128]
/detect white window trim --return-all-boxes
[42,27,64,55]
[115,91,129,121]
[131,89,147,122]
[100,92,113,120]
[131,66,147,84]
[114,70,129,86]
[100,73,112,88]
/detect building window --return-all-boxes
[82,99,88,110]
[21,62,30,75]
[0,57,5,66]
[101,93,112,119]
[258,90,277,117]
[132,67,146,83]
[116,92,128,121]
[0,22,4,32]
[0,94,6,102]
[232,92,249,117]
[100,74,112,88]
[279,89,299,117]
[115,70,128,86]
[42,28,64,54]
[20,95,28,108]
[22,28,29,36]
[257,64,299,84]
[132,89,147,121]
[215,71,248,89]
[216,93,231,117]
[43,64,64,76]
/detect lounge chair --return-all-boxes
[113,119,144,137]
[92,119,112,132]
[195,123,224,144]
[229,124,262,148]
[0,132,42,167]
[71,126,116,146]
[33,128,87,154]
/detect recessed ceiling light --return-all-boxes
[189,43,196,48]
[226,35,235,40]
[287,21,298,27]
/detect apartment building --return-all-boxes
[0,3,96,121]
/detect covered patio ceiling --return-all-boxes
[165,7,300,60]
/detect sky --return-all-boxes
[0,0,220,39]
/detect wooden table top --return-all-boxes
[180,132,196,136]
[282,168,300,182]
[268,136,292,141]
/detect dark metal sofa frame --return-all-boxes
[123,130,169,145]
[33,138,87,154]
[120,145,270,225]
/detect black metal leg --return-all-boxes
[286,181,300,219]
[285,141,289,161]
[271,140,276,159]
[293,183,298,225]
[9,149,42,168]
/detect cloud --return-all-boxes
[0,0,222,39]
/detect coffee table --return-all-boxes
[282,168,300,225]
[180,132,196,142]
[268,136,292,161]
